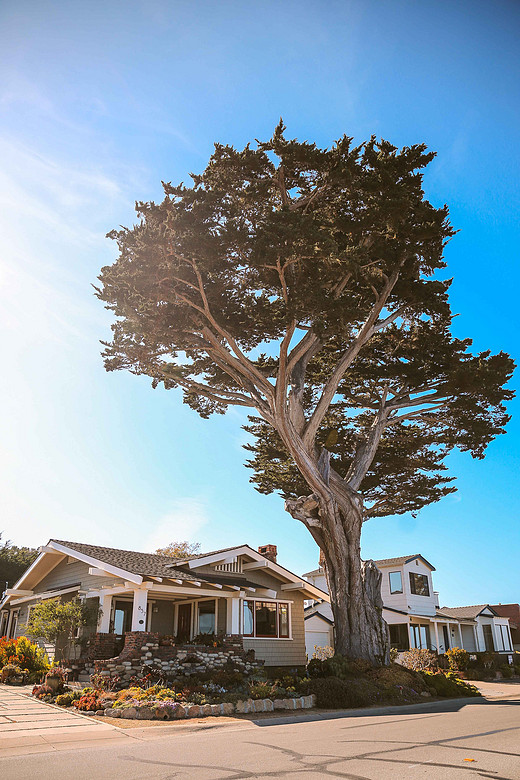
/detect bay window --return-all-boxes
[242,600,290,638]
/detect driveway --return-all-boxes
[0,686,132,757]
[0,681,519,778]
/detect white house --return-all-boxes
[303,554,514,657]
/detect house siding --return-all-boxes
[243,593,306,667]
[35,558,121,593]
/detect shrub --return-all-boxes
[75,692,102,712]
[307,654,353,680]
[32,684,54,699]
[1,664,24,684]
[369,663,426,693]
[312,645,334,661]
[308,676,383,709]
[389,648,398,663]
[399,648,438,672]
[90,672,121,692]
[0,636,49,674]
[420,671,480,697]
[55,691,81,707]
[500,664,513,679]
[445,647,469,671]
[188,632,224,648]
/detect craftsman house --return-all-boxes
[0,540,328,668]
[303,554,514,658]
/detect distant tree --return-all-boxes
[96,123,514,663]
[0,534,38,591]
[155,541,201,558]
[24,597,99,661]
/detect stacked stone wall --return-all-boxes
[86,632,260,682]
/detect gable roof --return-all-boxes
[440,604,498,620]
[374,554,435,571]
[49,540,261,588]
[1,539,329,607]
[304,610,334,626]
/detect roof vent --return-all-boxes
[258,544,277,563]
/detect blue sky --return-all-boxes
[0,0,518,606]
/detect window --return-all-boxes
[243,600,254,637]
[0,611,8,637]
[389,571,403,594]
[409,572,430,597]
[256,602,277,636]
[499,624,511,652]
[8,610,19,639]
[278,603,289,638]
[198,600,216,634]
[242,600,290,638]
[389,623,409,650]
[411,624,431,649]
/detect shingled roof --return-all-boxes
[440,605,498,619]
[374,554,435,571]
[50,540,259,588]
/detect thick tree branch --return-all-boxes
[303,263,404,450]
[346,386,391,490]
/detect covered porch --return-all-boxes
[89,581,245,642]
[386,611,478,654]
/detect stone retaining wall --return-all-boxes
[89,637,260,683]
[101,694,317,720]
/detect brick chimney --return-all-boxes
[258,544,277,563]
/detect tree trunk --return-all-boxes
[287,484,389,665]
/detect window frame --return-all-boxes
[389,571,403,594]
[409,571,430,597]
[242,599,291,640]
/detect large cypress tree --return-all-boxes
[96,123,514,663]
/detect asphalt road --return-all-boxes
[2,690,520,780]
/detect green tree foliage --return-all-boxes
[95,123,514,660]
[155,541,201,558]
[25,598,99,660]
[0,534,38,591]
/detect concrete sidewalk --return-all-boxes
[0,686,133,757]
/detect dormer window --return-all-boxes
[409,572,430,597]
[389,571,403,594]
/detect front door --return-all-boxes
[112,601,132,635]
[177,604,192,642]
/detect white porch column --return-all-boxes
[98,593,113,633]
[408,623,415,649]
[457,623,464,648]
[131,588,148,631]
[226,598,241,635]
[433,621,440,654]
[473,625,479,652]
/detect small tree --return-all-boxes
[155,541,201,558]
[96,124,514,663]
[25,598,99,661]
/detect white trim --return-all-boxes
[241,598,293,640]
[8,585,81,606]
[46,541,143,584]
[0,550,63,607]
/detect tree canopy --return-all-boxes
[97,123,514,522]
[0,534,38,591]
[155,541,201,558]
